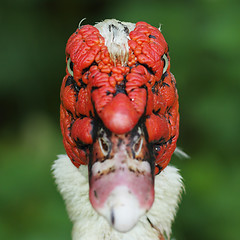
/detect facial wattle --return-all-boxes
[88,127,154,232]
[60,19,179,232]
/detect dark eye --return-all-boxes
[98,129,110,156]
[162,54,168,74]
[67,57,74,76]
[153,144,161,156]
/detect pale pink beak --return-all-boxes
[89,128,155,232]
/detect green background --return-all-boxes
[1,0,240,239]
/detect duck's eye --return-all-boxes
[162,54,169,74]
[153,144,161,155]
[67,57,74,76]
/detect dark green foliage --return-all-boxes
[0,0,239,239]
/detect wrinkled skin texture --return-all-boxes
[60,21,179,173]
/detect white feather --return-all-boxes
[52,155,183,240]
[174,147,190,159]
[94,19,135,65]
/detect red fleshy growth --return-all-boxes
[61,84,77,117]
[99,93,139,134]
[60,21,179,170]
[71,118,93,145]
[145,114,169,142]
[75,87,92,117]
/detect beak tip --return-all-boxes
[99,186,150,233]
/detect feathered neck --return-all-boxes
[52,155,183,240]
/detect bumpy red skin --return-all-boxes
[60,22,179,172]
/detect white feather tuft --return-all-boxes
[78,18,87,29]
[52,155,183,240]
[94,19,135,66]
[174,147,190,159]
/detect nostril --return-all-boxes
[111,208,115,226]
[94,190,98,199]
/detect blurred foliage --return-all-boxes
[0,0,240,239]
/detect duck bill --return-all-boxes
[89,128,155,232]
